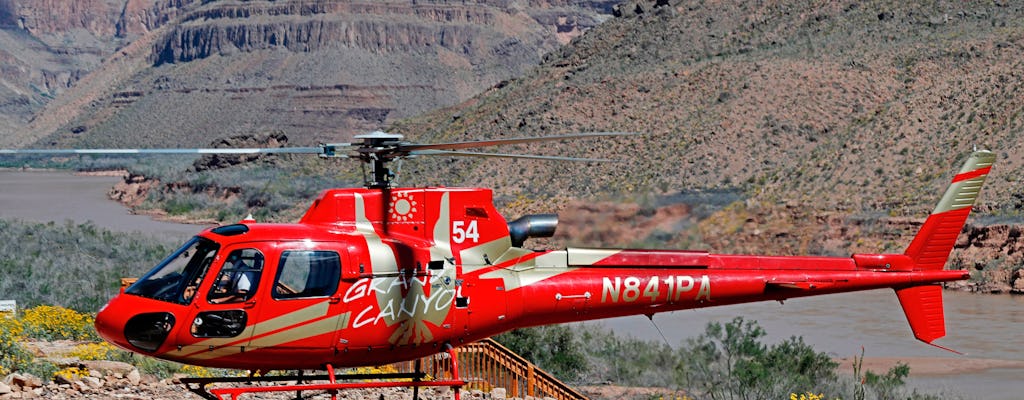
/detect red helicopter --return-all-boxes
[2,133,994,399]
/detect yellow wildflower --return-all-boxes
[68,342,117,361]
[55,367,90,382]
[21,305,96,341]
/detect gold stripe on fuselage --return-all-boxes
[164,301,333,359]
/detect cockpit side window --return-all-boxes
[272,251,341,299]
[207,248,264,304]
[126,237,218,305]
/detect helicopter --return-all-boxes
[2,132,994,400]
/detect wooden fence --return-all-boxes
[390,338,587,400]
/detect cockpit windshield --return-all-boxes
[125,237,218,305]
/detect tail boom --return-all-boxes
[498,151,993,349]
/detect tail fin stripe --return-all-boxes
[905,150,995,271]
[952,166,992,183]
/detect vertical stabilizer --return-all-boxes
[903,150,995,270]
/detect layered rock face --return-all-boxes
[117,0,195,37]
[4,0,120,36]
[0,0,615,148]
[0,0,124,138]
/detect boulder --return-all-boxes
[80,360,134,377]
[0,381,11,394]
[73,380,90,392]
[52,374,74,386]
[8,374,42,389]
[82,377,103,389]
[491,388,507,399]
[1012,269,1024,294]
[127,369,141,386]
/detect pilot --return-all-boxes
[210,252,262,303]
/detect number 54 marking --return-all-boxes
[452,220,480,244]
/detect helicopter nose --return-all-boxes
[95,296,131,350]
[95,295,178,353]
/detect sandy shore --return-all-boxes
[836,356,1024,376]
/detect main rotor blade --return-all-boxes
[0,147,329,155]
[410,149,616,162]
[401,131,641,151]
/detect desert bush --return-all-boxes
[494,324,587,381]
[0,314,59,379]
[0,317,31,376]
[132,162,361,223]
[0,219,173,312]
[677,317,840,399]
[68,342,119,361]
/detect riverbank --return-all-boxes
[836,357,1024,377]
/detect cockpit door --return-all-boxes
[172,245,266,359]
[245,244,347,351]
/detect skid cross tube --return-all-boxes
[184,347,466,400]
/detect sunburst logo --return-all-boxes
[389,191,418,222]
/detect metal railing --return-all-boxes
[390,338,587,400]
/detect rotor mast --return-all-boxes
[352,132,403,189]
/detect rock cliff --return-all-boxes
[0,0,615,148]
[0,0,125,143]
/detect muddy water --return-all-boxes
[2,170,1020,397]
[0,170,207,239]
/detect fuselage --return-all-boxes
[94,185,971,370]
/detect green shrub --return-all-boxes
[494,324,587,381]
[498,318,950,399]
[0,219,173,312]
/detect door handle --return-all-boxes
[244,300,256,309]
[328,296,341,304]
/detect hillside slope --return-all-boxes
[396,0,1024,219]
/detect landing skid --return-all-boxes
[181,348,464,400]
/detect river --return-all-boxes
[1,170,1020,397]
[0,170,206,239]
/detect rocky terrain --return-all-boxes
[536,195,1024,293]
[0,0,618,149]
[0,369,493,400]
[0,339,551,400]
